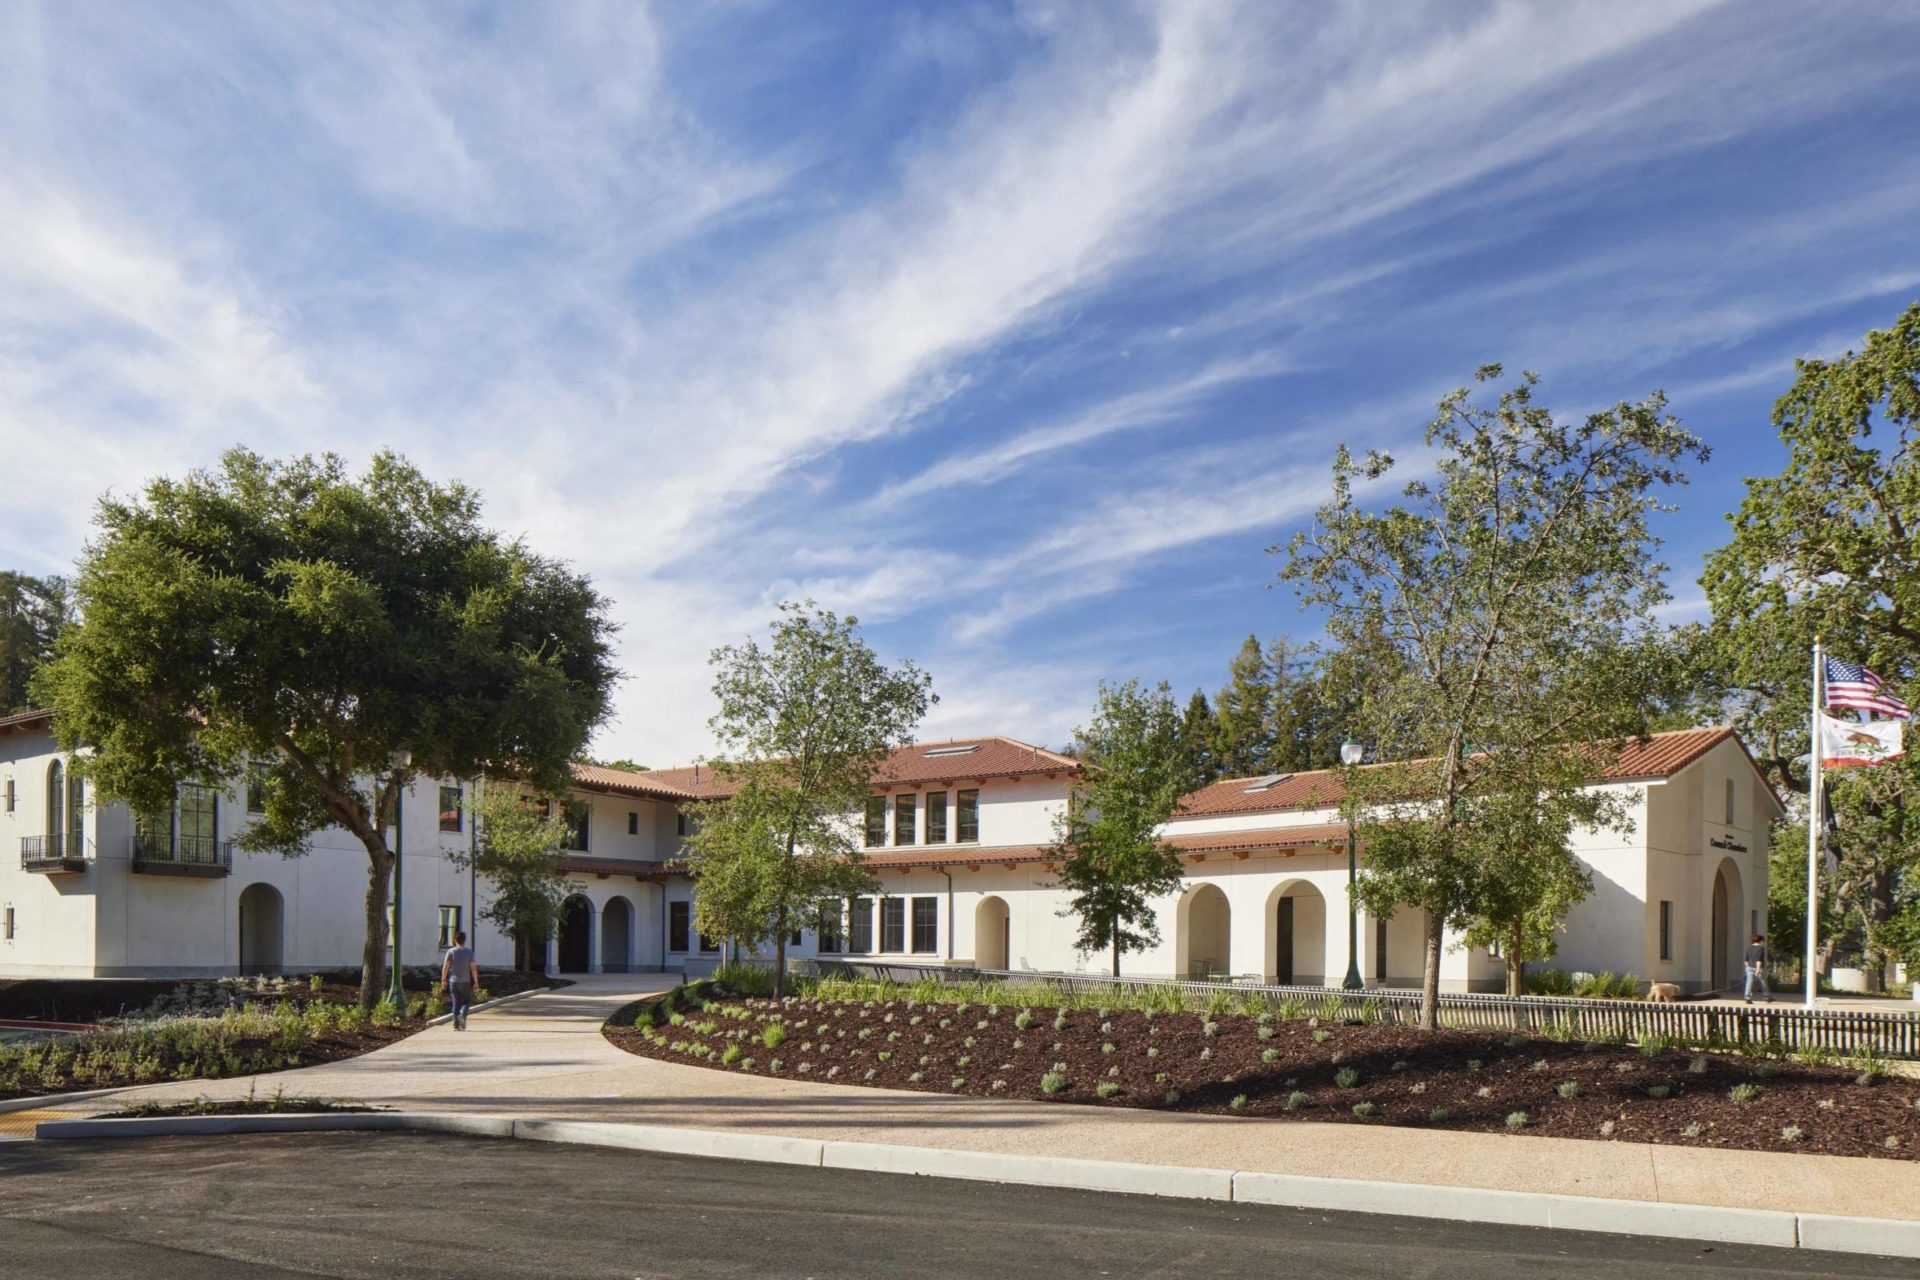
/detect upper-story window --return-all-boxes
[628,811,639,836]
[178,783,219,861]
[926,791,948,843]
[894,794,916,846]
[864,797,887,848]
[1724,778,1736,826]
[47,761,82,854]
[563,801,590,852]
[46,760,64,847]
[246,764,269,815]
[957,789,979,843]
[439,785,463,833]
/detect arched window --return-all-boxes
[46,760,65,852]
[67,766,84,857]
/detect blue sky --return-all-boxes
[2,2,1918,764]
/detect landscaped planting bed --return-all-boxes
[605,980,1920,1161]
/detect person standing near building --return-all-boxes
[1743,933,1770,1005]
[442,930,479,1030]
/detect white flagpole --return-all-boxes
[1805,638,1823,1009]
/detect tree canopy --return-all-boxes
[1278,366,1703,1025]
[1051,679,1196,976]
[688,601,934,994]
[458,783,575,953]
[35,449,616,1007]
[0,571,67,713]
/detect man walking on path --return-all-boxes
[1743,933,1770,1005]
[442,930,479,1030]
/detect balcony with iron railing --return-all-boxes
[130,832,233,877]
[20,833,91,874]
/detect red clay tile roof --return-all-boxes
[568,763,698,802]
[853,823,1357,872]
[557,855,676,879]
[639,736,1080,801]
[0,708,53,735]
[1176,726,1763,818]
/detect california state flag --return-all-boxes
[1818,711,1905,768]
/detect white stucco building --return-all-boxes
[3,703,1781,995]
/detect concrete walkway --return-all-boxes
[50,975,1920,1222]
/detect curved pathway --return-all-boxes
[47,975,1920,1223]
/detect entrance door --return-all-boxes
[558,897,592,973]
[1711,871,1729,990]
[1276,896,1295,985]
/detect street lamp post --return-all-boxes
[1340,737,1365,990]
[386,751,413,1012]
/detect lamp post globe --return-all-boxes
[1340,738,1364,990]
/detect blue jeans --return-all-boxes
[449,981,475,1026]
[1743,965,1769,1002]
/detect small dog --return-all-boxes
[1646,981,1681,1004]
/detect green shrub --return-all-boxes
[1729,1083,1760,1104]
[1351,1101,1377,1118]
[1311,1029,1331,1044]
[1229,1094,1248,1110]
[721,1044,741,1065]
[1040,1071,1069,1095]
[1285,1091,1310,1110]
[1014,1010,1034,1030]
[1261,1048,1280,1063]
[762,1024,788,1050]
[1506,1111,1529,1131]
[1557,1081,1580,1099]
[1096,1082,1122,1099]
[1428,1107,1450,1123]
[1334,1067,1360,1088]
[1647,1085,1670,1099]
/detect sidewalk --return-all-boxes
[45,975,1920,1223]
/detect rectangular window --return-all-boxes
[925,791,948,843]
[564,801,590,852]
[628,811,639,836]
[178,783,219,862]
[956,789,979,843]
[1487,935,1501,960]
[817,902,843,953]
[668,901,690,953]
[437,906,462,950]
[698,929,718,954]
[864,796,887,847]
[893,794,916,845]
[3,906,12,941]
[439,785,463,833]
[1724,778,1736,825]
[1659,900,1673,962]
[676,811,688,837]
[246,765,268,815]
[4,778,13,812]
[848,897,873,954]
[881,897,906,952]
[790,929,803,948]
[911,896,938,954]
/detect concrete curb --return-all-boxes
[28,1112,1919,1260]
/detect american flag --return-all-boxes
[1825,657,1912,720]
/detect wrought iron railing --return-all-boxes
[19,833,91,870]
[130,832,233,872]
[805,960,1920,1060]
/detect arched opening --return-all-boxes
[46,760,64,852]
[1263,880,1327,986]
[237,882,285,975]
[557,895,593,973]
[1711,859,1744,992]
[975,896,1010,970]
[1177,883,1232,979]
[601,896,633,973]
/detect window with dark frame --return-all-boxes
[894,794,916,845]
[925,791,948,843]
[3,778,12,812]
[3,906,12,941]
[911,896,937,954]
[563,801,590,852]
[437,905,462,950]
[628,811,639,835]
[1659,900,1673,962]
[956,789,979,843]
[881,897,906,952]
[178,783,219,862]
[698,929,718,953]
[817,902,843,953]
[246,764,269,815]
[1724,778,1736,825]
[676,811,688,837]
[848,896,874,953]
[864,796,887,847]
[439,785,463,833]
[790,928,803,947]
[668,901,690,953]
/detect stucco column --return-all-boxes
[588,903,604,974]
[627,900,641,973]
[544,931,559,977]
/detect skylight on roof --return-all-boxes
[1242,773,1293,793]
[923,744,982,758]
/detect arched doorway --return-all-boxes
[1711,859,1743,991]
[975,896,1010,970]
[557,895,592,973]
[601,896,633,973]
[238,882,284,974]
[1264,881,1327,985]
[1177,883,1232,979]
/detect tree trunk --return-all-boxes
[773,903,788,999]
[359,839,395,1011]
[1418,911,1443,1030]
[1506,926,1524,997]
[1111,923,1121,978]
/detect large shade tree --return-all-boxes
[687,602,934,996]
[0,571,68,713]
[1700,302,1920,984]
[35,450,616,1008]
[1278,366,1703,1026]
[1051,679,1196,976]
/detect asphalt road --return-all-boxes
[0,1133,1908,1279]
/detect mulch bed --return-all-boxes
[604,993,1920,1161]
[107,1096,381,1119]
